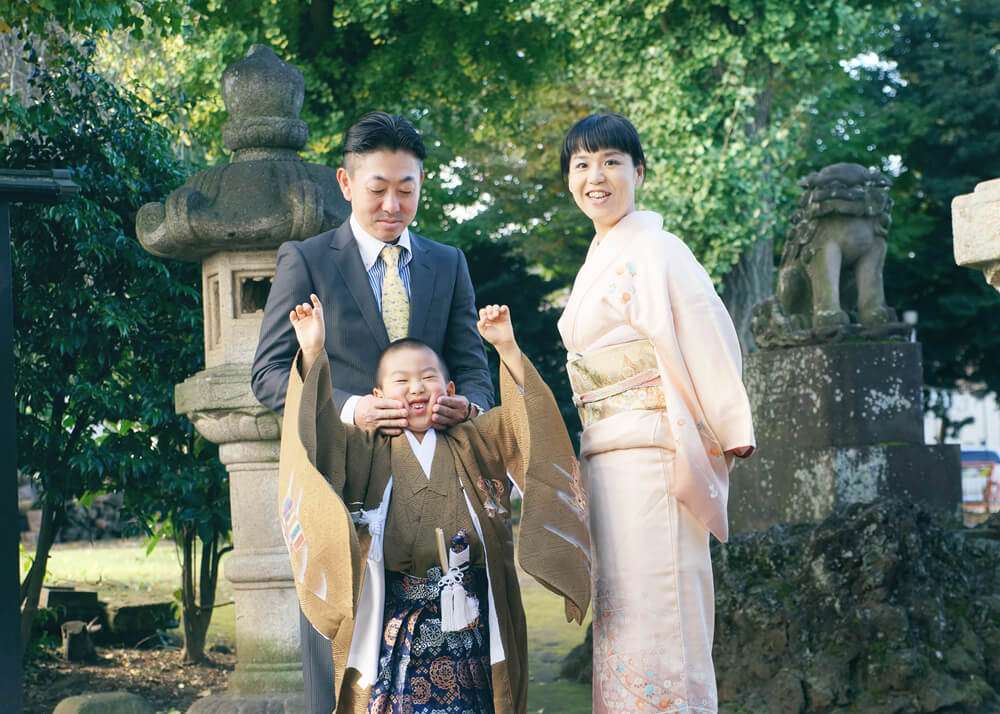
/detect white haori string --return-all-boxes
[439,542,480,632]
[351,479,393,562]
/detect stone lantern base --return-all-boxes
[177,366,305,711]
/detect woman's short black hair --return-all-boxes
[342,111,428,167]
[560,113,646,178]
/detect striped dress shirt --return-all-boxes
[350,214,413,308]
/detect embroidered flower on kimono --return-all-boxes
[471,661,488,687]
[456,660,475,688]
[608,262,638,307]
[567,459,588,515]
[429,657,458,690]
[412,621,445,655]
[410,676,431,704]
[384,618,402,644]
[476,477,508,519]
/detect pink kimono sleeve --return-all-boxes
[624,233,756,454]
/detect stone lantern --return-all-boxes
[136,45,348,712]
[953,178,1000,291]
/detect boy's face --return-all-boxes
[374,345,455,433]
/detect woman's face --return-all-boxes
[567,148,643,237]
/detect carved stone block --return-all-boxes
[952,177,1000,290]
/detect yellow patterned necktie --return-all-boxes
[380,244,410,342]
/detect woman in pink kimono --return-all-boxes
[557,113,755,713]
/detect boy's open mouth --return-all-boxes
[408,398,429,415]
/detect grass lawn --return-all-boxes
[25,540,591,713]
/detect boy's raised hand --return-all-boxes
[478,304,525,386]
[477,304,515,350]
[289,294,325,373]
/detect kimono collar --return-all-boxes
[589,210,664,256]
[561,210,665,342]
[403,428,437,479]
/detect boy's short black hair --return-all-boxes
[375,338,450,386]
[342,111,428,169]
[560,113,646,179]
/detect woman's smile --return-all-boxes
[585,189,612,205]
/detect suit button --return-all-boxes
[710,447,722,457]
[677,418,686,427]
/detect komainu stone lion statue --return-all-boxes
[752,163,909,348]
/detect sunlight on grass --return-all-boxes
[23,540,236,646]
[27,541,592,711]
[520,577,592,713]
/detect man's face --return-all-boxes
[374,345,455,433]
[336,150,423,242]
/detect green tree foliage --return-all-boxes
[83,1,589,416]
[2,40,229,662]
[527,0,901,345]
[805,0,1000,404]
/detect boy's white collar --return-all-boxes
[403,428,437,478]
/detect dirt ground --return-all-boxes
[24,646,235,714]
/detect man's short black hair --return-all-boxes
[342,111,428,169]
[375,338,449,386]
[560,113,646,179]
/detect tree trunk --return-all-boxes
[19,498,63,658]
[721,234,774,353]
[180,529,230,664]
[720,79,778,354]
[180,528,205,663]
[300,0,334,60]
[182,607,210,665]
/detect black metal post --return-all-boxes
[0,170,79,713]
[0,199,20,713]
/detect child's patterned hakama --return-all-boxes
[369,568,493,714]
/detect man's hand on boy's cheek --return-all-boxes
[432,394,472,428]
[354,394,408,435]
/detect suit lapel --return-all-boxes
[406,233,436,341]
[330,222,390,349]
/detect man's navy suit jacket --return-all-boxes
[251,219,495,415]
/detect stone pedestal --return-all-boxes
[953,177,1000,290]
[176,367,304,706]
[730,342,961,533]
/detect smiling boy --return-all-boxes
[278,297,591,714]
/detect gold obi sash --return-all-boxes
[567,339,666,428]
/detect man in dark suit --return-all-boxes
[251,112,494,712]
